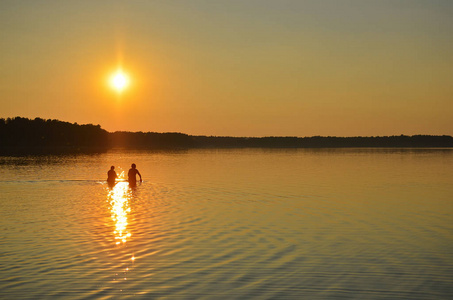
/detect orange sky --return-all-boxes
[1,1,452,136]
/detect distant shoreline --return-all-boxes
[1,117,452,155]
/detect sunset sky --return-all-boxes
[1,0,452,137]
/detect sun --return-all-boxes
[109,70,130,93]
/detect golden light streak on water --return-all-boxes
[108,181,132,245]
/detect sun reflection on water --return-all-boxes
[105,172,137,284]
[108,181,132,245]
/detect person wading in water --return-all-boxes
[128,163,142,187]
[107,166,117,186]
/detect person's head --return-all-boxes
[110,166,115,170]
[131,163,136,169]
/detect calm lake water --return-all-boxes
[0,148,452,299]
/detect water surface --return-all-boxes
[0,149,452,299]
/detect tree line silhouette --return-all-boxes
[193,135,453,148]
[0,117,109,154]
[1,117,452,155]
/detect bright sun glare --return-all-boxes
[109,70,130,93]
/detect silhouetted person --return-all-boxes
[128,163,142,187]
[107,166,117,186]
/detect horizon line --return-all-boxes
[2,116,452,139]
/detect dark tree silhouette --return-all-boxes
[1,117,452,155]
[0,117,109,154]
